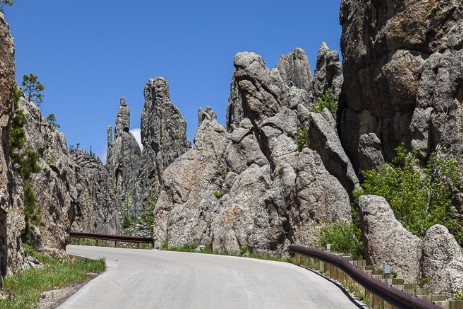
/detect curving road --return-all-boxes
[59,245,364,309]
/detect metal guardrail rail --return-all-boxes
[289,245,440,309]
[69,232,153,246]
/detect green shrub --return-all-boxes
[354,145,463,244]
[213,191,222,199]
[310,89,337,119]
[46,155,56,167]
[295,125,309,152]
[20,150,41,180]
[140,192,158,229]
[22,185,41,243]
[46,113,60,130]
[160,241,169,250]
[320,222,364,257]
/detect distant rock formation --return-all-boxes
[141,77,191,177]
[106,97,143,224]
[154,49,354,254]
[340,0,463,168]
[71,150,118,234]
[105,78,191,230]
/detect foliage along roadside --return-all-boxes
[0,245,105,309]
[354,145,463,245]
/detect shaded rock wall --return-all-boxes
[340,0,463,168]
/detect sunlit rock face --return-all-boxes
[0,12,28,277]
[154,49,354,254]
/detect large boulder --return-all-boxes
[421,224,463,297]
[360,195,422,282]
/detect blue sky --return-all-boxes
[5,1,342,161]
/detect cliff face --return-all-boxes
[153,49,354,254]
[340,0,463,168]
[18,98,77,253]
[0,12,27,277]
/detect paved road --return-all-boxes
[59,245,363,309]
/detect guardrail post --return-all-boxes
[115,240,120,248]
[96,239,99,247]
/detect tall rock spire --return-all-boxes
[115,97,130,139]
[141,77,191,177]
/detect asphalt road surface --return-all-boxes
[59,245,364,309]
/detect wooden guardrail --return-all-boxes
[289,245,446,309]
[69,232,153,249]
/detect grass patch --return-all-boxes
[0,245,105,309]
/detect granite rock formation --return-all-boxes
[154,50,353,253]
[141,77,191,177]
[340,0,463,168]
[107,97,143,223]
[360,195,463,293]
[313,42,343,104]
[0,12,27,278]
[421,224,463,297]
[105,79,191,230]
[359,195,422,282]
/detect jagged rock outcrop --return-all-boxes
[106,98,143,226]
[340,0,463,168]
[141,77,191,177]
[154,50,353,253]
[360,195,422,282]
[0,12,27,277]
[276,48,313,100]
[19,98,77,253]
[71,150,118,234]
[421,225,463,297]
[304,109,359,194]
[313,42,343,103]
